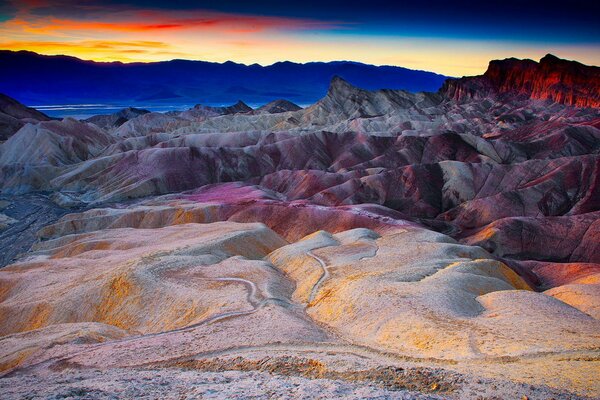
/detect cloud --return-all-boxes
[4,0,347,37]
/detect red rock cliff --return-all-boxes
[441,54,600,108]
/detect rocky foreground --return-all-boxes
[0,55,599,399]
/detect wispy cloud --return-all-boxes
[4,0,347,36]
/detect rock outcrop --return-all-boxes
[256,99,302,114]
[112,112,192,138]
[441,54,600,108]
[85,107,150,130]
[0,93,50,140]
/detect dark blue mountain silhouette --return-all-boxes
[0,50,449,106]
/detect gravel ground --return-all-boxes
[0,368,446,400]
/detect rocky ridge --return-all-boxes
[85,107,150,130]
[442,54,600,108]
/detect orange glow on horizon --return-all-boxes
[1,1,598,77]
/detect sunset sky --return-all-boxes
[1,0,598,76]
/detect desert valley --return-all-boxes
[0,51,598,399]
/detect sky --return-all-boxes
[0,0,598,76]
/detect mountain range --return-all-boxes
[0,50,449,106]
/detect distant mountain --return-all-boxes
[441,54,600,108]
[0,50,449,106]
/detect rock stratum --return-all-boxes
[0,54,599,399]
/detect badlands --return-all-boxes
[0,54,599,399]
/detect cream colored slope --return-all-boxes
[269,227,600,360]
[0,222,288,337]
[0,322,127,372]
[36,202,224,240]
[545,273,600,319]
[267,228,379,304]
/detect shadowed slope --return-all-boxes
[0,93,50,140]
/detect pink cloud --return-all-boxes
[4,1,347,36]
